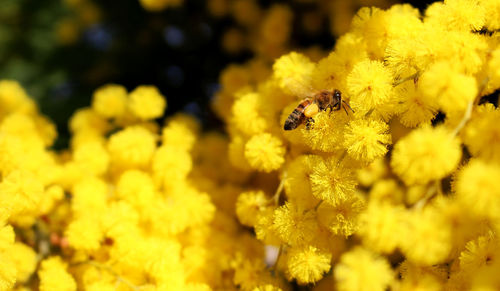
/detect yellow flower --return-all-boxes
[38,256,76,291]
[309,156,358,206]
[311,33,367,93]
[398,261,445,291]
[0,250,16,291]
[236,190,268,227]
[356,158,388,187]
[346,59,394,114]
[480,0,500,30]
[71,176,108,217]
[287,245,332,285]
[152,145,192,190]
[233,258,279,291]
[0,169,43,216]
[128,85,166,120]
[317,193,365,237]
[162,116,198,151]
[334,247,393,291]
[9,242,37,283]
[400,207,452,265]
[391,126,461,185]
[455,159,500,219]
[369,179,404,204]
[65,217,103,251]
[419,61,477,114]
[459,232,499,276]
[107,125,157,170]
[301,110,350,152]
[116,170,156,209]
[357,201,405,254]
[254,208,281,245]
[343,118,391,163]
[0,80,31,116]
[283,155,322,208]
[350,7,388,59]
[272,202,319,246]
[396,83,438,128]
[38,185,64,215]
[69,108,110,134]
[231,92,269,136]
[463,104,500,164]
[91,84,128,118]
[244,133,285,172]
[73,141,109,176]
[228,134,252,171]
[425,0,485,32]
[273,52,315,96]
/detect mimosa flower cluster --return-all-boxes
[214,0,500,289]
[0,81,267,290]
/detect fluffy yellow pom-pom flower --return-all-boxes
[287,245,332,285]
[301,110,350,153]
[244,133,285,172]
[463,104,500,164]
[396,83,438,128]
[231,92,269,136]
[152,144,192,189]
[116,170,156,209]
[391,126,461,185]
[128,85,166,120]
[161,117,198,151]
[399,206,452,265]
[91,84,128,118]
[346,59,394,114]
[283,155,322,208]
[0,250,16,291]
[455,159,500,219]
[273,52,315,96]
[236,190,268,227]
[9,242,36,283]
[357,201,405,254]
[309,157,358,206]
[73,141,109,176]
[419,61,477,114]
[334,247,394,291]
[317,193,365,237]
[107,125,157,170]
[343,118,391,163]
[65,217,103,251]
[459,231,499,276]
[0,80,31,116]
[38,256,76,291]
[0,169,43,216]
[272,202,319,246]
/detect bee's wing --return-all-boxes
[293,81,316,99]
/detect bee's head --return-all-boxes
[333,89,341,99]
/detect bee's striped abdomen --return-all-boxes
[284,99,312,130]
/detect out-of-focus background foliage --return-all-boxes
[0,0,433,148]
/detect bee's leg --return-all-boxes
[328,102,340,116]
[327,104,333,116]
[305,117,315,130]
[342,100,354,115]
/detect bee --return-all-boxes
[284,89,353,130]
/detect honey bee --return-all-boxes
[284,89,353,130]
